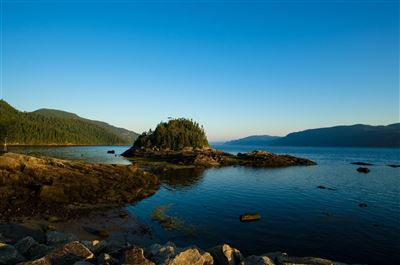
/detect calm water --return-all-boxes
[8,145,400,265]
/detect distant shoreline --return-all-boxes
[6,144,131,147]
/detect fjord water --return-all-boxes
[9,145,400,264]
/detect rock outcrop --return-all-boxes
[0,153,160,221]
[122,148,315,168]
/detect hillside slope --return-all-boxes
[0,100,138,145]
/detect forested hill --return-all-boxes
[227,124,400,148]
[270,124,400,147]
[0,100,138,145]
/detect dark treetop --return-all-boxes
[133,118,209,151]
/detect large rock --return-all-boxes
[146,242,213,265]
[81,240,107,255]
[121,247,155,265]
[264,252,287,265]
[244,255,274,265]
[97,252,118,265]
[28,244,50,260]
[167,248,213,265]
[146,241,179,265]
[46,231,78,246]
[18,257,50,265]
[23,241,93,265]
[207,244,243,265]
[0,243,25,265]
[14,236,38,257]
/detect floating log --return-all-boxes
[107,150,115,154]
[240,213,261,222]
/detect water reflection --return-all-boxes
[158,167,206,190]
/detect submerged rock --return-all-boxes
[282,256,349,265]
[356,167,370,173]
[239,213,261,222]
[351,162,373,166]
[0,243,25,264]
[46,231,78,246]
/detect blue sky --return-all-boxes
[1,0,399,141]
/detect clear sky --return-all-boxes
[1,0,399,141]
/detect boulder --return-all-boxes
[37,241,93,265]
[81,240,107,255]
[46,231,78,246]
[208,244,243,265]
[18,257,50,265]
[0,243,25,265]
[27,243,49,260]
[244,255,274,265]
[146,241,179,265]
[264,252,287,265]
[97,253,118,265]
[14,236,38,257]
[121,247,155,265]
[167,248,214,265]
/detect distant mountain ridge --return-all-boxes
[0,100,138,145]
[225,124,400,148]
[224,135,280,146]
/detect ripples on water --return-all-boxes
[8,145,400,265]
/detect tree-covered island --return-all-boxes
[122,118,315,168]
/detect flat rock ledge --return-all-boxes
[0,232,360,265]
[0,153,160,221]
[122,148,316,168]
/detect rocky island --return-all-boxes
[122,118,315,168]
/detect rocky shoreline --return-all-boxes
[122,148,316,168]
[0,152,357,265]
[0,152,159,222]
[0,230,358,265]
